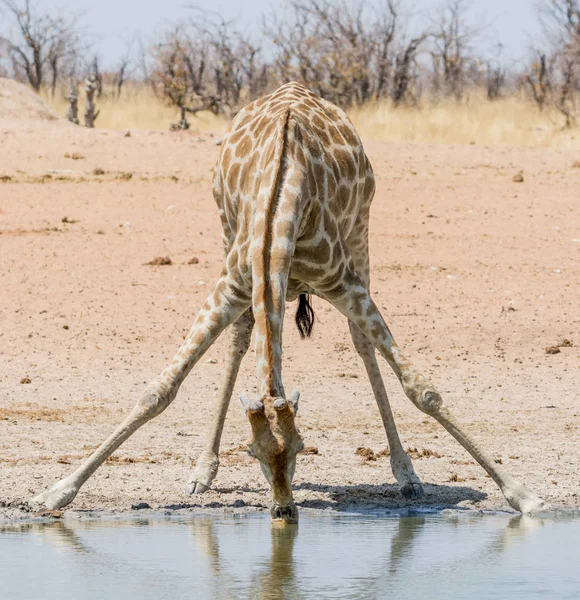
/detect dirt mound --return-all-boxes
[0,78,60,122]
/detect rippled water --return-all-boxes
[1,512,578,599]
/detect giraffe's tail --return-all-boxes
[251,106,308,379]
[295,293,314,338]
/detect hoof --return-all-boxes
[32,479,78,510]
[400,481,426,500]
[184,453,218,496]
[184,481,209,495]
[504,485,548,514]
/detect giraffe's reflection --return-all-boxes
[0,511,555,599]
[190,518,298,599]
[249,525,299,600]
[388,515,426,574]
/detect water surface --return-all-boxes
[2,512,578,599]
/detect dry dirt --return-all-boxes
[1,83,579,520]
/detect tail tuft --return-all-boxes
[295,294,315,339]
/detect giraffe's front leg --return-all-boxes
[33,275,249,510]
[185,309,254,494]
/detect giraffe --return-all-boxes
[33,82,546,523]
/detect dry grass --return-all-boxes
[41,84,228,133]
[40,85,580,149]
[349,92,580,149]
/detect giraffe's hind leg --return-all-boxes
[316,265,546,514]
[344,217,423,497]
[32,274,250,510]
[349,321,424,499]
[185,308,254,494]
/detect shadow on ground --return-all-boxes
[293,481,487,512]
[157,482,487,514]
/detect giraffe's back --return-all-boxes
[215,84,374,238]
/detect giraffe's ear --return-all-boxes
[289,389,300,415]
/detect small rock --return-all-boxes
[93,167,105,176]
[545,346,561,355]
[20,377,31,384]
[124,129,131,137]
[64,152,85,160]
[61,216,78,224]
[206,358,218,364]
[145,256,172,266]
[188,256,200,265]
[301,446,319,455]
[62,325,69,330]
[512,172,524,183]
[131,502,151,510]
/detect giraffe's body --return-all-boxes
[215,83,375,397]
[34,83,545,521]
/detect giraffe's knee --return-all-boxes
[137,389,171,419]
[418,390,443,415]
[404,380,443,415]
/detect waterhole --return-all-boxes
[1,512,578,599]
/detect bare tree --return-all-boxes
[373,0,399,99]
[265,0,429,107]
[555,54,578,126]
[533,1,580,124]
[430,0,478,100]
[46,20,83,96]
[239,39,269,100]
[266,0,343,98]
[0,0,83,91]
[391,35,427,106]
[267,0,394,106]
[112,42,134,98]
[150,26,199,129]
[526,52,553,110]
[484,44,506,101]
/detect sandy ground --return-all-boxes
[1,88,579,521]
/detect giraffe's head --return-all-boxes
[240,390,303,524]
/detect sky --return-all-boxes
[7,0,546,68]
